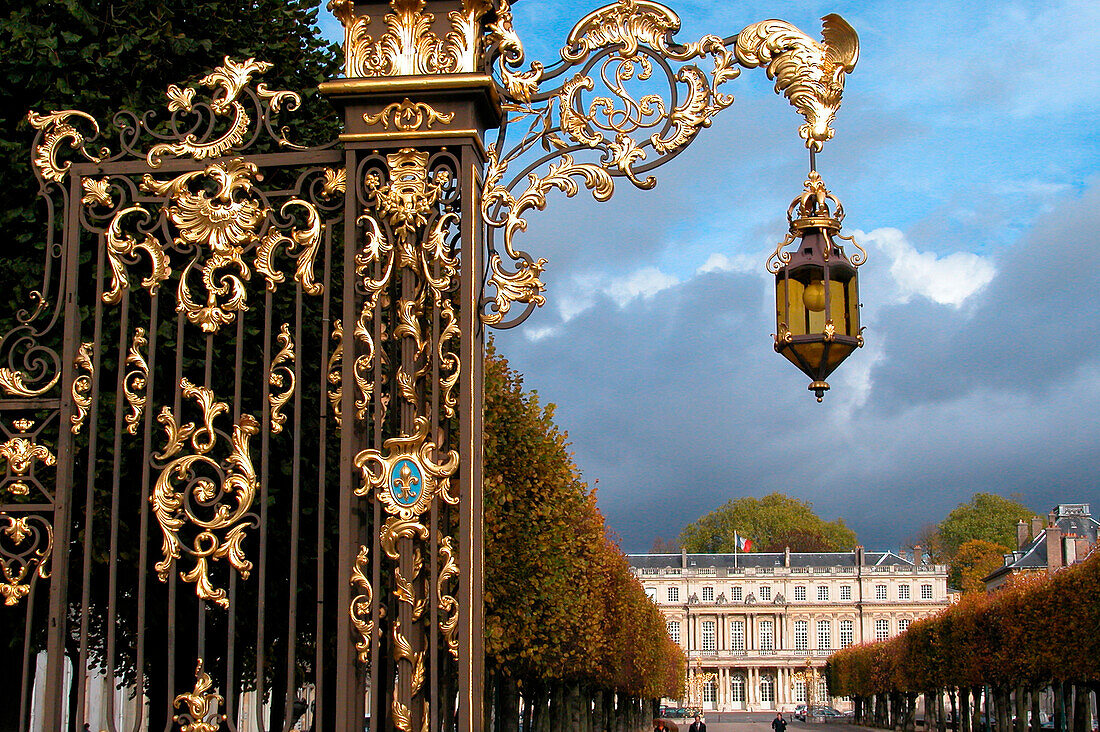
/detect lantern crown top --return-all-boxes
[788,170,844,234]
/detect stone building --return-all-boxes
[985,503,1098,592]
[629,548,950,713]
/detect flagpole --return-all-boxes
[734,531,738,569]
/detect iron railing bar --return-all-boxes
[103,292,134,732]
[226,304,247,732]
[69,149,344,177]
[196,333,215,664]
[253,288,275,730]
[75,233,110,731]
[129,292,161,732]
[314,218,336,731]
[369,176,386,729]
[163,305,188,732]
[0,398,61,410]
[18,572,38,731]
[429,195,442,732]
[283,283,305,732]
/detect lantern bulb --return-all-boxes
[803,280,826,312]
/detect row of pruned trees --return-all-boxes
[826,553,1099,732]
[483,345,685,732]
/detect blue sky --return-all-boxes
[319,2,1100,552]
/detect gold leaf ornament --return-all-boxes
[152,379,259,609]
[26,110,107,184]
[267,324,296,434]
[172,659,226,732]
[0,514,53,606]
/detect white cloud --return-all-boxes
[605,267,679,306]
[696,252,762,275]
[859,228,996,307]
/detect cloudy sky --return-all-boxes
[319,1,1100,552]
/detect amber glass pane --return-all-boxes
[847,278,861,336]
[786,279,809,335]
[828,279,847,333]
[824,342,856,375]
[791,341,825,373]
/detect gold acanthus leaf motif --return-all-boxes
[267,324,296,435]
[438,534,459,659]
[364,99,455,131]
[152,379,259,609]
[81,177,114,207]
[734,14,859,151]
[147,57,302,166]
[350,544,374,663]
[487,0,542,102]
[0,514,53,606]
[328,319,343,428]
[124,328,150,436]
[0,367,59,398]
[103,206,172,305]
[328,0,492,78]
[70,343,95,434]
[26,110,107,184]
[172,659,226,732]
[139,158,324,332]
[321,167,347,199]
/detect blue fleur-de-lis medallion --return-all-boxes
[390,458,422,507]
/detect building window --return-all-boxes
[794,585,806,601]
[899,618,911,634]
[760,619,774,650]
[668,586,679,603]
[875,584,887,600]
[817,620,831,650]
[794,620,808,651]
[702,586,714,603]
[702,620,717,651]
[817,585,830,602]
[703,680,717,704]
[641,567,658,575]
[667,620,680,644]
[818,678,829,704]
[921,584,933,599]
[794,678,807,703]
[731,675,746,703]
[731,586,743,602]
[875,619,889,640]
[730,620,746,652]
[759,585,772,601]
[899,584,910,600]
[840,586,852,601]
[840,619,854,648]
[760,675,775,703]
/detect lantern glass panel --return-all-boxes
[846,278,860,337]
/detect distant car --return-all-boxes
[794,704,808,721]
[810,707,845,719]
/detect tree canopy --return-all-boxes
[950,538,1010,593]
[678,492,857,553]
[935,492,1032,559]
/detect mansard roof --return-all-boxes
[627,550,913,570]
[985,504,1099,582]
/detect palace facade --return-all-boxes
[629,548,950,713]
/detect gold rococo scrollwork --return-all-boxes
[364,99,455,131]
[438,534,459,659]
[0,367,59,398]
[268,324,296,435]
[99,157,324,333]
[26,110,108,184]
[0,513,53,606]
[172,659,226,732]
[124,328,150,435]
[152,378,259,609]
[350,544,375,663]
[70,343,94,434]
[353,416,458,520]
[328,0,493,78]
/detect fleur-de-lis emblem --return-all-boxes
[394,460,420,503]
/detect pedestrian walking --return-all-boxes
[689,713,707,732]
[773,712,788,732]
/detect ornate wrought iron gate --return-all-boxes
[2,0,860,729]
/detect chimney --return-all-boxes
[855,545,865,566]
[681,547,688,570]
[1030,515,1044,540]
[1016,520,1029,550]
[1045,516,1062,573]
[913,544,922,564]
[784,546,791,567]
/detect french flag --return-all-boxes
[735,533,752,552]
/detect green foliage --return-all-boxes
[949,538,1010,593]
[484,343,684,699]
[0,0,340,318]
[678,492,857,553]
[936,492,1032,559]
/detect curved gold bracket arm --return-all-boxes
[479,0,859,328]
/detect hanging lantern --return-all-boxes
[769,171,866,401]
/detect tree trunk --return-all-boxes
[1073,685,1089,732]
[550,682,565,731]
[1053,683,1066,732]
[1015,685,1028,732]
[960,687,971,732]
[950,689,959,732]
[938,689,948,732]
[568,684,582,731]
[1030,684,1042,732]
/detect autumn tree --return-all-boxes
[950,539,1010,593]
[679,492,857,553]
[935,493,1032,559]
